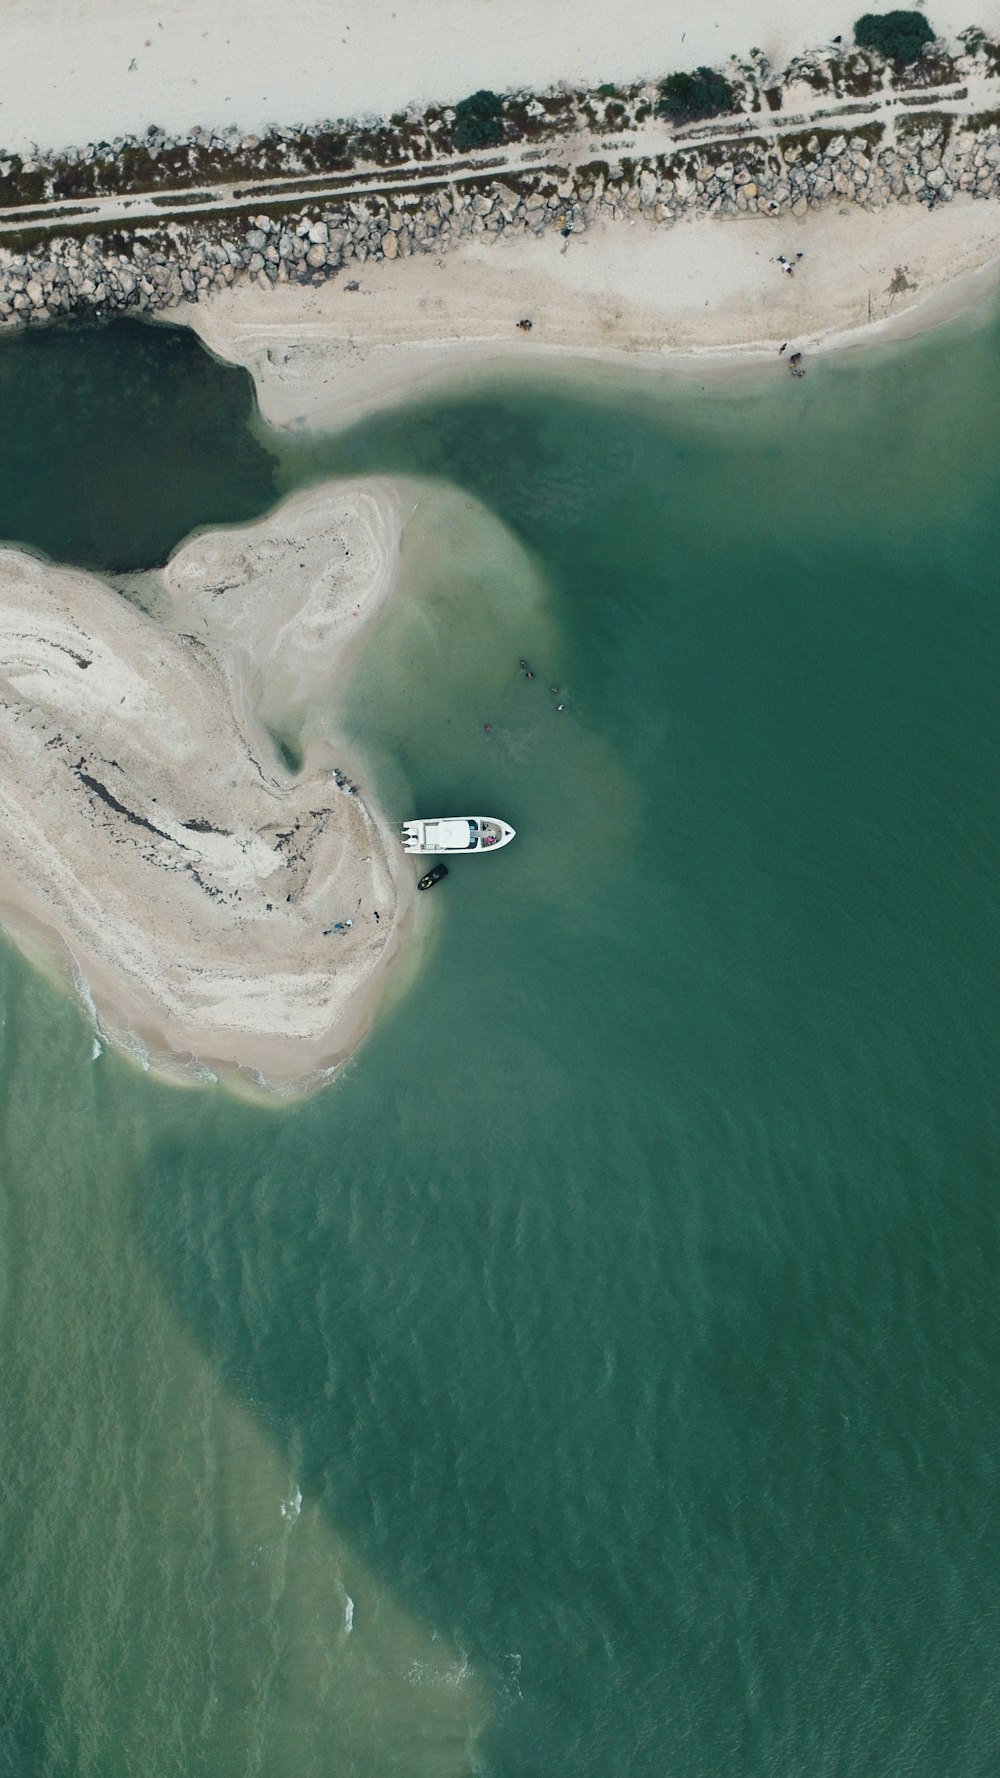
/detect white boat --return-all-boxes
[400,816,516,855]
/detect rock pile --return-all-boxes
[1,117,999,327]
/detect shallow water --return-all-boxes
[2,308,1000,1775]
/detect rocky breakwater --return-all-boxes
[2,119,1000,327]
[588,119,1000,221]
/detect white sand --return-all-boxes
[0,482,418,1091]
[189,197,1000,434]
[4,1,998,158]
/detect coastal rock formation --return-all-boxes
[2,38,1000,329]
[0,484,411,1089]
[1,119,997,327]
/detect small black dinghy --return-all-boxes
[417,862,449,891]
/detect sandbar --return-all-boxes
[0,482,417,1092]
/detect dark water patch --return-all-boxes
[278,301,1000,563]
[0,318,277,570]
[270,729,304,774]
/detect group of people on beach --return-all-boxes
[321,772,364,933]
[324,906,380,935]
[774,254,807,371]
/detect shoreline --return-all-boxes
[0,481,425,1096]
[185,199,1000,437]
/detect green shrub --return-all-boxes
[452,90,505,150]
[853,11,935,62]
[655,67,736,125]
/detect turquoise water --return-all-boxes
[2,310,1000,1774]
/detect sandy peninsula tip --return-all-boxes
[0,481,418,1092]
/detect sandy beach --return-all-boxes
[7,1,995,161]
[0,483,417,1091]
[189,198,1000,435]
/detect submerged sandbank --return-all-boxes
[188,198,1000,433]
[0,481,420,1092]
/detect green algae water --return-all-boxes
[3,309,1000,1776]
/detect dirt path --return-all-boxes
[2,70,997,241]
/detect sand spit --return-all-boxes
[0,482,415,1092]
[188,198,1000,435]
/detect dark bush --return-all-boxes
[655,67,736,125]
[452,90,505,150]
[853,10,935,62]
